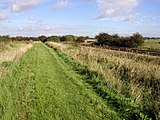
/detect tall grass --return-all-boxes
[47,42,160,119]
[0,42,33,77]
[0,42,33,63]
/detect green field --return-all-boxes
[1,42,158,119]
[139,39,160,51]
[1,43,123,120]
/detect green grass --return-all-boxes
[0,43,124,120]
[139,39,160,51]
[53,47,151,120]
[47,42,159,119]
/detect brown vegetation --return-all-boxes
[47,42,160,119]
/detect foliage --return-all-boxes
[76,36,87,43]
[60,35,75,41]
[96,32,145,48]
[47,36,60,42]
[96,33,111,45]
[38,35,47,42]
[0,35,11,42]
[48,42,160,120]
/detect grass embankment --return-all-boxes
[47,42,160,120]
[0,43,126,120]
[0,42,33,77]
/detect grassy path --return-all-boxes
[0,43,121,120]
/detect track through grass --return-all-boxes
[1,43,123,120]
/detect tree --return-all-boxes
[95,32,144,48]
[38,35,47,42]
[60,35,75,41]
[96,33,111,45]
[0,35,11,42]
[65,35,75,41]
[129,32,144,47]
[76,36,86,43]
[47,36,60,42]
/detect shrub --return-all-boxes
[96,33,111,45]
[60,35,75,42]
[0,35,11,42]
[96,32,144,48]
[129,32,144,47]
[76,36,86,43]
[47,36,60,42]
[38,35,47,42]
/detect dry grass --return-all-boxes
[0,42,33,77]
[0,43,33,63]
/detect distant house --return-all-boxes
[80,39,97,45]
[85,39,97,43]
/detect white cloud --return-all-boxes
[0,13,9,20]
[115,13,139,22]
[11,0,43,12]
[27,16,37,23]
[53,0,69,10]
[96,0,139,19]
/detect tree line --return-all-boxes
[0,35,88,43]
[1,32,159,48]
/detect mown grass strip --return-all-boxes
[1,43,122,120]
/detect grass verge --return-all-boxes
[1,43,124,120]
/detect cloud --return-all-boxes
[115,13,139,22]
[27,16,37,23]
[11,0,43,12]
[0,13,9,20]
[96,0,139,19]
[53,0,69,10]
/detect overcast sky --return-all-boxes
[0,0,160,37]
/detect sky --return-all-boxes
[0,0,160,37]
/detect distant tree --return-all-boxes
[96,33,111,45]
[29,37,39,41]
[86,36,90,39]
[0,35,11,42]
[47,36,60,42]
[38,35,47,42]
[95,32,144,48]
[76,36,86,43]
[129,32,144,47]
[65,35,75,41]
[60,35,75,42]
[15,36,24,41]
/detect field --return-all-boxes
[0,41,160,120]
[47,42,160,120]
[139,39,160,51]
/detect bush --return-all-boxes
[0,35,11,42]
[96,33,111,45]
[129,32,144,47]
[38,35,47,42]
[47,36,60,42]
[96,32,144,48]
[76,36,86,43]
[60,35,75,42]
